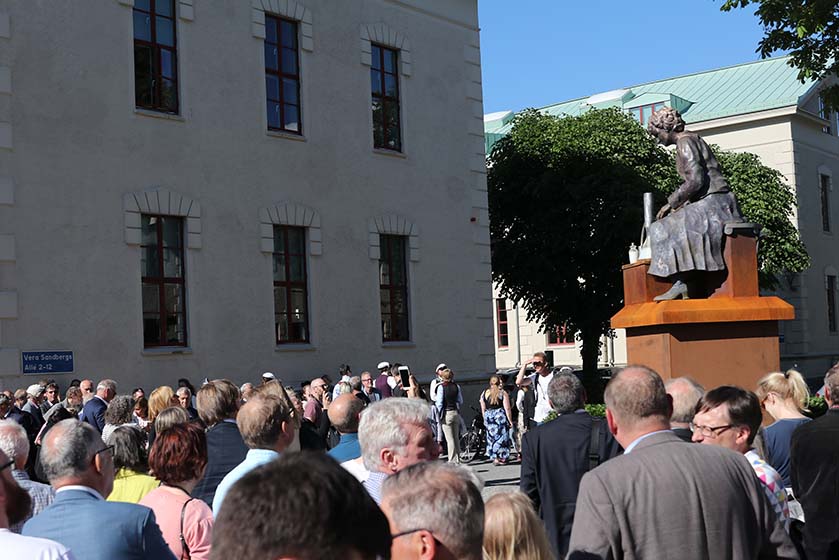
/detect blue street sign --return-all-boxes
[21,351,74,375]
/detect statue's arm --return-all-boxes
[667,138,704,210]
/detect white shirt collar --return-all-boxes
[56,485,105,501]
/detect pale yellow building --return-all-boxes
[487,58,839,380]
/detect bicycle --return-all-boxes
[458,406,486,463]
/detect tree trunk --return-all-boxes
[579,328,605,403]
[579,329,601,375]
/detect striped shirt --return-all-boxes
[10,470,55,534]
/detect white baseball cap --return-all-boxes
[26,384,45,397]
[261,372,276,380]
[436,363,447,372]
[377,361,390,370]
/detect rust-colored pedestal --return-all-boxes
[611,230,794,389]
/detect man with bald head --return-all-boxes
[22,419,174,559]
[665,377,705,442]
[328,394,365,463]
[567,365,797,560]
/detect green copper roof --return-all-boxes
[484,56,818,153]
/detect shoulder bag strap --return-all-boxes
[588,417,602,472]
[179,497,196,560]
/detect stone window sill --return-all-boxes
[275,343,317,352]
[134,108,186,122]
[142,346,193,356]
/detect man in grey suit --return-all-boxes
[567,365,798,560]
[22,419,174,560]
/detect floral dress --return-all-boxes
[482,392,511,461]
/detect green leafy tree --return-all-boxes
[720,0,839,109]
[712,148,810,286]
[488,108,809,377]
[488,108,676,376]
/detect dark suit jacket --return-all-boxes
[22,488,175,560]
[520,411,621,557]
[81,397,108,433]
[791,408,839,560]
[193,420,248,506]
[672,426,694,442]
[568,431,797,559]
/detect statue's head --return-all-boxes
[647,107,685,135]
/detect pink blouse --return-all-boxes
[139,486,213,560]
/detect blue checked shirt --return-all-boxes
[11,469,55,533]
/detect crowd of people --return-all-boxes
[0,356,835,559]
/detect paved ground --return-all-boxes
[465,455,522,499]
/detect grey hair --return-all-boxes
[104,395,135,425]
[40,419,102,482]
[548,373,585,414]
[349,376,362,392]
[825,362,839,402]
[176,386,191,398]
[334,381,352,396]
[359,398,431,471]
[0,419,29,463]
[665,377,705,424]
[382,462,484,560]
[97,379,117,393]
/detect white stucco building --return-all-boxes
[0,0,495,390]
[487,57,839,380]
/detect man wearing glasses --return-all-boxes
[0,449,73,558]
[691,386,790,531]
[22,420,174,559]
[515,352,555,425]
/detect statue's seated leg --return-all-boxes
[653,279,689,302]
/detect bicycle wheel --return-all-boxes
[459,431,479,463]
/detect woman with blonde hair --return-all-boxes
[483,491,555,560]
[755,368,811,486]
[147,386,176,425]
[481,375,513,466]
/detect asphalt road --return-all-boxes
[465,455,522,499]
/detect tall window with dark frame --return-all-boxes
[264,15,301,133]
[379,235,409,341]
[371,44,401,151]
[828,275,837,334]
[819,96,835,135]
[495,299,509,348]
[273,226,309,344]
[821,174,832,233]
[141,215,187,347]
[133,0,178,113]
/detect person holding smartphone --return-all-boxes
[516,352,555,425]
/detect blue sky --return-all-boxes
[478,1,772,113]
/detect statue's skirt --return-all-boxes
[648,191,742,278]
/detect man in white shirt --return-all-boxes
[0,448,74,559]
[515,352,555,424]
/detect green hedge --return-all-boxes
[542,404,606,423]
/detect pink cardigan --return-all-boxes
[140,487,213,560]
